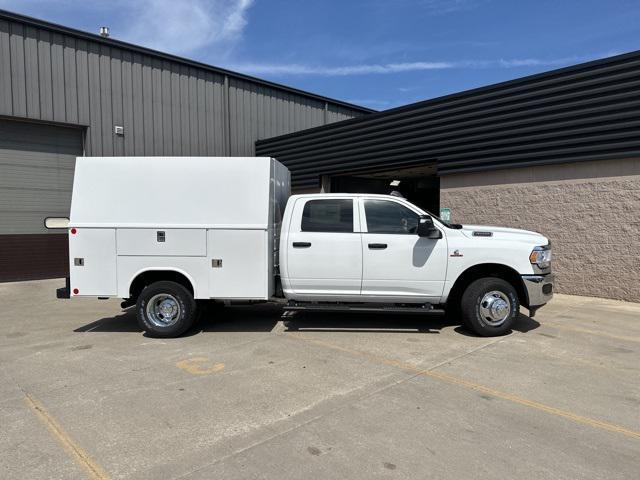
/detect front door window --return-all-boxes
[364,199,420,234]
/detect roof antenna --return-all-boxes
[99,26,110,38]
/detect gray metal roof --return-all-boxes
[0,8,374,114]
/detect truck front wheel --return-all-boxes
[136,281,197,338]
[460,277,519,337]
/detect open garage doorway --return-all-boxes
[329,164,440,215]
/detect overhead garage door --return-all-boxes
[0,119,83,282]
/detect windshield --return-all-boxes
[428,211,463,229]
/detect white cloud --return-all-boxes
[228,54,607,77]
[0,0,255,57]
[497,57,579,68]
[121,0,254,55]
[415,0,486,15]
[226,61,454,76]
[345,98,393,108]
[384,0,488,15]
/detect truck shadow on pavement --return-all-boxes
[74,309,141,333]
[453,313,540,337]
[281,312,453,334]
[277,311,539,336]
[75,305,540,337]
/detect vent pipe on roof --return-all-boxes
[99,26,110,38]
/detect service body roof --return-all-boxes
[70,157,281,229]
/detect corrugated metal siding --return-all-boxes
[327,104,360,123]
[0,13,369,158]
[256,50,640,188]
[228,78,328,156]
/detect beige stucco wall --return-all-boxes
[440,158,640,303]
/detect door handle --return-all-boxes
[368,243,387,249]
[292,242,312,248]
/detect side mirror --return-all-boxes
[417,216,442,239]
[44,217,70,229]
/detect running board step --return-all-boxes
[283,302,445,315]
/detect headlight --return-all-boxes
[529,245,552,269]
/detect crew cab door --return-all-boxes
[285,197,362,298]
[359,198,447,302]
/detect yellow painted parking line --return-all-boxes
[544,322,640,344]
[176,357,225,375]
[287,334,640,440]
[25,393,110,480]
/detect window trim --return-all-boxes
[296,197,359,233]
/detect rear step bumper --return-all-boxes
[283,302,445,315]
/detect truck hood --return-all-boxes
[460,224,549,245]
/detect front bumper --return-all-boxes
[522,273,554,308]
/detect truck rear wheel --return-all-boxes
[136,281,197,338]
[460,277,519,337]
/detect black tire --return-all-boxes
[460,277,519,337]
[136,281,197,338]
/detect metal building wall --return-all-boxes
[256,50,640,189]
[0,11,370,158]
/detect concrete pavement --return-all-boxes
[0,279,638,479]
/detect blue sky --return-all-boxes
[2,0,639,110]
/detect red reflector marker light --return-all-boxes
[70,228,77,235]
[73,288,79,295]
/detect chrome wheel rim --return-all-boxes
[479,290,511,326]
[146,293,181,327]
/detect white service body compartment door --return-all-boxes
[208,229,269,299]
[69,228,117,296]
[117,229,206,256]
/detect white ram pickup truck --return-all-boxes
[51,156,554,337]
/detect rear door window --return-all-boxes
[301,199,354,233]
